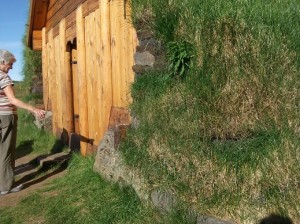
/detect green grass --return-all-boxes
[132,0,299,139]
[121,0,300,223]
[1,155,147,224]
[121,72,300,223]
[0,153,194,224]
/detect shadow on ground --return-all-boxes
[15,140,34,160]
[259,214,293,224]
[14,139,72,190]
[15,152,71,189]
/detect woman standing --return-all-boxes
[0,49,45,195]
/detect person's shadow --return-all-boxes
[15,140,34,159]
[14,138,71,188]
[16,153,71,189]
[259,214,293,224]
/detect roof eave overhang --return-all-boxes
[27,0,48,50]
[27,0,36,49]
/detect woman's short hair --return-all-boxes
[0,49,16,64]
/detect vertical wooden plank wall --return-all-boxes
[42,0,137,154]
[110,0,136,108]
[44,20,75,141]
[76,5,89,155]
[84,8,110,149]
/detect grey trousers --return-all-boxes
[0,114,17,191]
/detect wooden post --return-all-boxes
[76,5,89,156]
[121,0,129,107]
[46,31,52,111]
[59,19,67,140]
[110,0,121,107]
[42,27,49,110]
[54,36,61,136]
[64,51,75,143]
[99,0,113,141]
[127,0,137,106]
[48,29,57,134]
[71,49,80,133]
[94,8,102,144]
[85,13,96,147]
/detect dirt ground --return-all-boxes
[0,152,70,207]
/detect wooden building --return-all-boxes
[27,0,137,155]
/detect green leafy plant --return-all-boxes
[167,40,194,78]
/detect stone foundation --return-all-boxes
[94,127,234,224]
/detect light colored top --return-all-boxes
[0,70,17,115]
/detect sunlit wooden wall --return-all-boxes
[42,0,137,155]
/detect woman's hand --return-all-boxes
[33,108,46,120]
